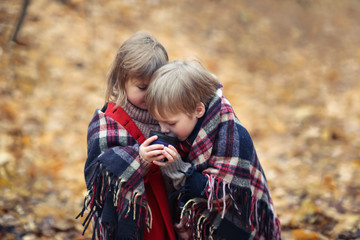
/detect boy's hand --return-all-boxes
[139,135,165,163]
[153,144,178,167]
[203,167,220,176]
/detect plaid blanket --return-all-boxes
[77,108,150,239]
[175,86,281,239]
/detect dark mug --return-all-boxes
[150,131,178,147]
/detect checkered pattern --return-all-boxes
[176,86,281,239]
[77,109,149,239]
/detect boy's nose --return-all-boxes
[160,124,170,133]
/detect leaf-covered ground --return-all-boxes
[1,0,359,239]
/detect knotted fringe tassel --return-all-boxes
[76,164,150,238]
[179,176,281,239]
[231,186,281,239]
[178,198,215,239]
[205,174,230,218]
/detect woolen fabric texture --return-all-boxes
[173,84,282,240]
[77,101,176,240]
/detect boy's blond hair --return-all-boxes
[146,60,219,118]
[105,31,168,106]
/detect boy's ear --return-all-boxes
[195,102,205,118]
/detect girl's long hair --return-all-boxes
[105,31,168,106]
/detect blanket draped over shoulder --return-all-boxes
[176,86,281,240]
[77,108,149,239]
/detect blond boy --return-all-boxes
[146,60,281,240]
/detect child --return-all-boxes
[146,60,282,240]
[77,31,177,240]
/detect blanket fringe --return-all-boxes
[178,178,281,240]
[76,164,149,237]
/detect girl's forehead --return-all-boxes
[130,77,150,84]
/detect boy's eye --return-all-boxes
[138,86,147,90]
[168,122,176,126]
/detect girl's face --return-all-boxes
[125,77,150,110]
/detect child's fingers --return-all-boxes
[146,149,164,158]
[162,147,176,163]
[152,159,167,167]
[142,135,158,147]
[146,144,164,151]
[150,154,166,162]
[163,146,176,157]
[166,145,179,156]
[166,145,177,152]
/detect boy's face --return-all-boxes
[155,103,205,141]
[125,77,150,110]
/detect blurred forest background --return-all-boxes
[1,0,359,239]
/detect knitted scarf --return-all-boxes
[77,104,153,239]
[175,86,281,240]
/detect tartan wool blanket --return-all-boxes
[76,107,150,239]
[175,86,281,240]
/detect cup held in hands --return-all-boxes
[150,131,178,147]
